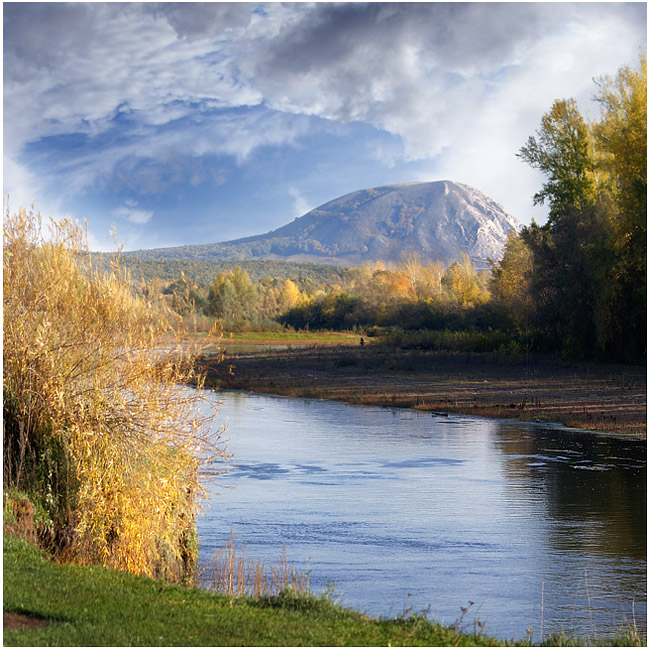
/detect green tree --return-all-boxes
[207,267,258,322]
[517,98,595,221]
[230,266,258,320]
[515,67,646,361]
[519,206,611,358]
[591,53,647,360]
[594,54,647,224]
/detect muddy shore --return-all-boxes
[200,345,646,436]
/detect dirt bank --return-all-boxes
[200,345,646,436]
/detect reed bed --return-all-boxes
[205,531,310,598]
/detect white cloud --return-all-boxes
[3,155,45,213]
[288,186,313,218]
[3,3,262,156]
[20,106,315,200]
[249,2,645,162]
[113,203,154,225]
[235,2,643,225]
[146,2,253,40]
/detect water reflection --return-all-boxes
[495,424,646,559]
[198,390,646,642]
[492,423,646,637]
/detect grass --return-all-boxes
[218,329,361,346]
[170,328,362,348]
[3,534,509,647]
[5,533,645,647]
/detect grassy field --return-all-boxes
[3,534,508,647]
[167,328,362,347]
[220,329,362,345]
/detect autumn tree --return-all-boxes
[513,55,646,360]
[594,54,647,227]
[164,273,208,317]
[442,254,490,308]
[207,267,258,322]
[279,278,302,311]
[399,255,446,300]
[490,230,534,332]
[591,53,647,360]
[517,98,595,221]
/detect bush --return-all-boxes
[380,328,514,353]
[3,205,228,581]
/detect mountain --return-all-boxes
[125,181,521,267]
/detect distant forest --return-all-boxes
[115,57,645,363]
[95,255,347,290]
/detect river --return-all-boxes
[196,389,646,643]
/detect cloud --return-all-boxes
[3,3,303,205]
[247,2,646,158]
[16,105,316,201]
[3,155,45,213]
[113,202,154,225]
[238,2,645,222]
[145,2,252,40]
[3,2,646,236]
[288,186,313,218]
[3,3,261,154]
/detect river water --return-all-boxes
[196,389,646,643]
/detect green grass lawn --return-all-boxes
[3,534,508,647]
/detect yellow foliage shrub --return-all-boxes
[3,205,228,580]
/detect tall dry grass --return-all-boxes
[206,531,310,598]
[3,204,229,581]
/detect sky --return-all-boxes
[3,2,647,252]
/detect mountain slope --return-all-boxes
[126,181,521,266]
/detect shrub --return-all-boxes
[3,205,228,581]
[379,328,512,352]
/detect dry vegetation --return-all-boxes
[203,345,646,436]
[3,206,229,580]
[205,531,310,598]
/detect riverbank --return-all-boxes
[200,344,646,436]
[3,534,509,646]
[5,531,646,647]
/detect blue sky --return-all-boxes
[3,2,646,251]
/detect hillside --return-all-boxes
[125,181,521,266]
[91,256,347,291]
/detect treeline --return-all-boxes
[95,255,347,292]
[156,56,644,363]
[156,253,496,331]
[494,54,646,362]
[279,255,496,331]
